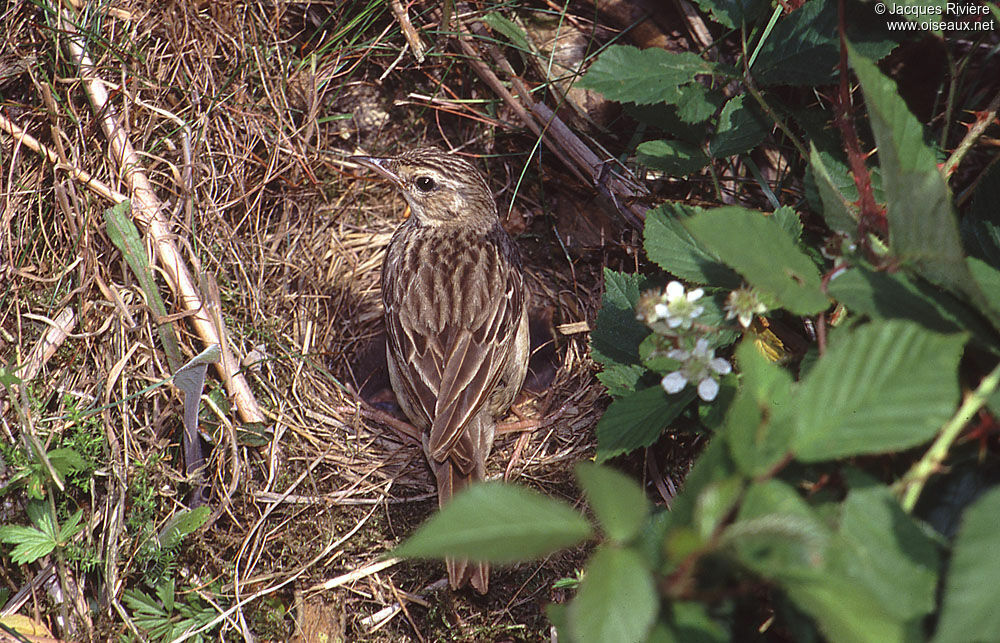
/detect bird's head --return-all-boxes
[352,147,498,229]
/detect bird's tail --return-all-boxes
[434,459,489,594]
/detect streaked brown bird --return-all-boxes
[353,147,529,593]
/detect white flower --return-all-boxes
[662,281,705,329]
[659,338,732,402]
[661,371,687,394]
[697,377,720,402]
[724,287,768,328]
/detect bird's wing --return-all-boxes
[428,262,523,470]
[385,237,523,472]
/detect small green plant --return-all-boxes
[122,506,215,641]
[0,499,84,565]
[122,578,218,643]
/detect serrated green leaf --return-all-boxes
[568,546,657,643]
[591,269,649,369]
[26,500,55,540]
[850,47,996,323]
[57,510,85,543]
[123,588,167,617]
[708,96,768,159]
[393,483,591,562]
[828,266,998,349]
[636,139,710,177]
[792,321,965,460]
[596,385,696,462]
[675,84,725,124]
[808,143,858,233]
[0,525,55,565]
[157,578,176,614]
[46,448,88,476]
[684,207,829,314]
[596,362,646,398]
[829,487,938,621]
[935,486,1000,642]
[772,206,803,241]
[644,204,741,287]
[754,1,895,86]
[578,45,724,105]
[689,0,771,29]
[576,463,650,543]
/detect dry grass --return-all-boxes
[0,1,655,640]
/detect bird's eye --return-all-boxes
[414,176,436,192]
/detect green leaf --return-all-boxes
[636,139,710,177]
[850,47,994,321]
[792,321,965,460]
[665,439,736,528]
[104,201,182,372]
[772,206,803,241]
[830,265,998,351]
[46,448,89,477]
[661,601,730,642]
[808,143,857,234]
[596,362,646,398]
[753,1,838,86]
[123,589,168,618]
[568,546,657,643]
[708,96,767,159]
[158,506,211,549]
[643,204,741,288]
[935,486,1000,642]
[675,84,725,124]
[694,476,744,540]
[393,483,592,562]
[578,46,723,105]
[828,487,938,621]
[781,568,910,643]
[481,12,533,55]
[731,480,830,577]
[961,162,1000,269]
[754,1,895,86]
[0,525,55,564]
[26,500,56,540]
[684,207,829,314]
[689,0,770,29]
[967,257,1000,319]
[596,385,696,462]
[829,267,961,333]
[57,510,85,543]
[724,342,794,476]
[576,463,650,544]
[157,578,176,614]
[591,269,649,368]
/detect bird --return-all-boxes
[352,147,530,593]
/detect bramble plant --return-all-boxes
[393,1,1000,642]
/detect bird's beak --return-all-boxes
[351,155,403,188]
